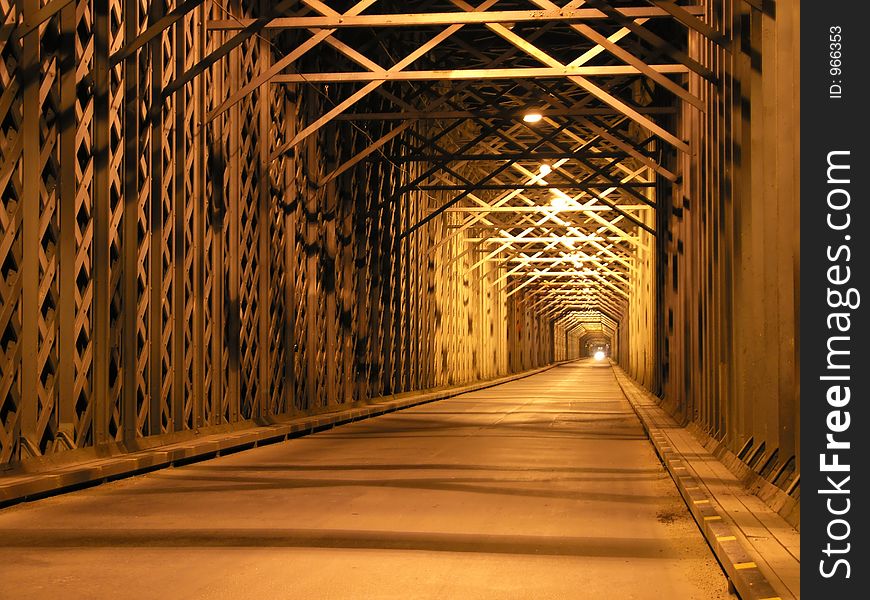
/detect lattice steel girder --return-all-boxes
[421,184,655,191]
[336,107,678,121]
[419,124,654,249]
[401,121,576,239]
[207,6,705,30]
[505,253,632,287]
[516,82,675,181]
[506,163,655,236]
[159,0,298,102]
[110,0,204,67]
[582,0,715,81]
[530,286,626,305]
[557,310,620,329]
[203,0,378,127]
[542,299,622,320]
[530,287,628,313]
[12,0,76,39]
[320,80,487,185]
[468,236,633,243]
[448,0,690,153]
[503,256,629,264]
[391,151,630,162]
[484,104,662,188]
[441,205,653,212]
[272,64,689,83]
[504,263,629,300]
[647,1,729,48]
[503,121,659,212]
[266,0,505,156]
[526,0,702,110]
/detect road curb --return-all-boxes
[613,368,783,600]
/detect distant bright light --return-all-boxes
[523,112,543,123]
[550,195,570,211]
[594,351,605,360]
[539,163,552,176]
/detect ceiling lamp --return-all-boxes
[539,163,552,176]
[523,112,543,123]
[550,193,570,211]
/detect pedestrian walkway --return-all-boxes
[0,360,730,599]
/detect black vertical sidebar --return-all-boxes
[801,1,870,595]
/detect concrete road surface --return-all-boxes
[0,361,730,599]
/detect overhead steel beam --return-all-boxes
[389,151,629,162]
[648,1,729,49]
[13,0,75,39]
[335,107,678,120]
[449,0,690,153]
[204,25,342,125]
[273,64,688,84]
[399,121,574,239]
[583,0,716,82]
[110,0,204,67]
[441,205,652,212]
[417,183,656,191]
[527,0,703,110]
[159,0,298,102]
[207,6,705,29]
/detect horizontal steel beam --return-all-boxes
[504,257,626,263]
[507,271,627,278]
[207,6,705,29]
[466,236,629,243]
[335,107,678,121]
[390,152,629,162]
[13,0,75,39]
[273,64,688,83]
[419,183,655,191]
[441,205,653,212]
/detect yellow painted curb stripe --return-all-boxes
[734,562,757,570]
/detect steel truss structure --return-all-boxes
[0,0,799,510]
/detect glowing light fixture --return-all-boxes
[594,350,605,360]
[539,163,552,176]
[523,112,543,123]
[550,189,571,210]
[550,195,569,211]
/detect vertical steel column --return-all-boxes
[304,94,320,409]
[338,148,355,404]
[92,0,111,445]
[208,9,223,427]
[175,5,192,431]
[19,1,39,453]
[226,4,240,422]
[354,162,371,402]
[323,146,338,407]
[257,16,270,418]
[122,0,140,440]
[149,1,166,435]
[283,87,301,413]
[773,0,798,467]
[57,0,78,441]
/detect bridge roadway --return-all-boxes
[0,361,729,599]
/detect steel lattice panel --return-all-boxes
[1,0,639,473]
